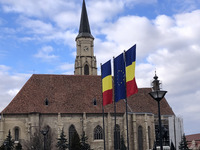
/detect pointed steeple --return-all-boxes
[74,0,97,75]
[76,0,94,39]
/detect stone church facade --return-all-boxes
[0,0,183,150]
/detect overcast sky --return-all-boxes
[0,0,200,135]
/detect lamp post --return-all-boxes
[149,73,167,150]
[41,127,49,150]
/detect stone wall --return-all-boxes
[0,112,158,150]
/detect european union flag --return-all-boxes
[114,53,126,102]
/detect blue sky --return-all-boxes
[0,0,200,135]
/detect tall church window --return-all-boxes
[69,125,77,149]
[14,127,19,141]
[114,124,120,150]
[138,125,143,150]
[94,125,103,140]
[148,126,151,149]
[155,124,169,146]
[162,125,169,146]
[84,64,89,75]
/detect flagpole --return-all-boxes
[125,97,130,150]
[124,51,130,150]
[113,57,117,150]
[102,103,106,150]
[100,63,106,150]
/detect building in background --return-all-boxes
[186,133,200,150]
[0,0,183,150]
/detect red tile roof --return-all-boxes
[186,134,200,148]
[186,133,200,142]
[1,74,174,115]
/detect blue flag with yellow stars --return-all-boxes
[114,53,126,102]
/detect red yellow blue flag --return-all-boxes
[101,60,113,106]
[125,44,138,97]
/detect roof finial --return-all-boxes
[154,68,158,80]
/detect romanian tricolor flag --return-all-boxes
[125,44,138,97]
[101,60,113,106]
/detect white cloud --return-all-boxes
[124,0,157,5]
[7,88,19,97]
[0,0,79,47]
[95,38,122,64]
[89,0,124,24]
[171,0,200,13]
[100,15,161,60]
[18,17,54,35]
[136,63,154,88]
[1,0,80,30]
[154,15,175,31]
[34,46,58,61]
[44,30,77,47]
[1,0,78,18]
[0,67,30,111]
[53,11,80,30]
[0,65,10,72]
[0,0,157,49]
[58,62,74,72]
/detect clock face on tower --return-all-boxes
[83,46,89,51]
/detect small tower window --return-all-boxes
[93,98,97,106]
[44,98,49,106]
[84,64,89,75]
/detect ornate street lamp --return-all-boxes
[41,127,49,150]
[149,73,167,150]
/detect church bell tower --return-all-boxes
[74,0,97,75]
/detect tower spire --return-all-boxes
[74,0,97,75]
[76,0,94,39]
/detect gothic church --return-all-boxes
[0,0,183,150]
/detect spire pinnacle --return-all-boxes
[76,0,94,39]
[154,69,158,80]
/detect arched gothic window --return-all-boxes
[84,64,89,75]
[94,125,103,140]
[148,126,151,149]
[69,125,77,149]
[14,127,19,141]
[114,124,120,149]
[138,125,143,150]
